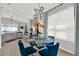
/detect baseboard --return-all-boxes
[60,47,74,55]
[1,39,17,46]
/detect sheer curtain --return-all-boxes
[48,4,75,54]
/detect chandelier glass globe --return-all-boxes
[40,6,44,12]
[40,12,45,17]
[34,14,38,18]
[34,8,39,14]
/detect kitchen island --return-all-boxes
[1,32,23,45]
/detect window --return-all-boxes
[56,31,67,39]
[48,25,67,39]
[48,26,54,36]
[56,25,66,30]
[55,25,67,39]
[1,24,18,32]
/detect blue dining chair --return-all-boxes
[38,42,59,56]
[46,42,59,56]
[38,47,48,56]
[18,40,37,56]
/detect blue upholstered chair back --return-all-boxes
[48,36,55,42]
[38,47,48,56]
[18,40,37,56]
[48,36,55,39]
[18,40,25,56]
[38,42,59,56]
[47,42,59,56]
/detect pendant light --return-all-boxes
[33,3,45,18]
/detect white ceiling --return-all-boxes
[0,3,60,23]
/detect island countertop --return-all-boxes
[1,32,18,45]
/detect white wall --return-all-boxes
[48,4,75,54]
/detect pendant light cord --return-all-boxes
[39,3,40,9]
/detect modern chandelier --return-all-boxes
[33,3,45,18]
